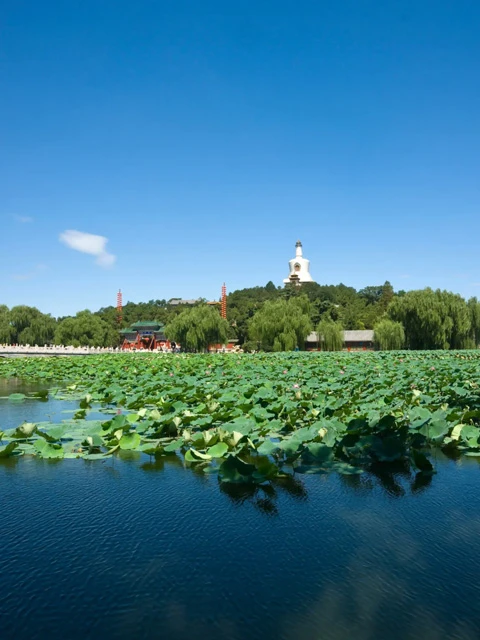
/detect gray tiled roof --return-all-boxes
[306,330,374,343]
[344,330,374,341]
[168,298,201,305]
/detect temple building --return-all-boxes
[283,240,315,285]
[120,321,170,350]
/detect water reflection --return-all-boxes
[0,377,52,396]
[220,475,307,516]
[0,377,476,511]
[140,454,184,473]
[2,453,480,640]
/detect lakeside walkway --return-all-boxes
[0,345,136,356]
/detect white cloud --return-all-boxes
[59,230,116,268]
[13,215,33,223]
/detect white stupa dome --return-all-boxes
[283,240,315,284]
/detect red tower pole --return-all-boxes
[221,283,227,319]
[116,289,123,325]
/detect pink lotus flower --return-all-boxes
[340,370,345,375]
[293,384,300,389]
[169,373,174,377]
[283,370,288,374]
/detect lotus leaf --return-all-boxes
[8,393,26,401]
[0,442,18,458]
[207,442,229,458]
[119,432,141,450]
[3,350,480,483]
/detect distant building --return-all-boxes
[120,321,169,350]
[306,330,375,351]
[168,298,201,306]
[283,240,315,285]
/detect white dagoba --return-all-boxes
[283,240,315,285]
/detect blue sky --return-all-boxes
[1,0,479,317]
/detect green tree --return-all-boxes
[374,319,405,350]
[227,284,281,344]
[468,297,480,347]
[55,311,119,347]
[317,319,344,351]
[0,305,13,343]
[388,288,471,350]
[248,296,312,351]
[165,305,229,352]
[9,306,57,345]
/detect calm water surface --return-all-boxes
[1,385,480,640]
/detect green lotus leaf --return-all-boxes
[460,425,479,443]
[37,442,64,459]
[38,426,67,442]
[83,453,107,460]
[30,389,48,399]
[119,432,141,450]
[223,418,256,435]
[419,419,449,441]
[185,449,201,462]
[207,442,229,458]
[85,434,104,447]
[0,442,18,458]
[257,439,279,455]
[188,448,212,460]
[163,438,184,453]
[9,393,26,401]
[278,437,303,457]
[305,442,333,462]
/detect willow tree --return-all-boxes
[0,305,13,343]
[9,305,57,345]
[55,310,119,347]
[248,295,312,351]
[317,319,344,351]
[374,319,405,350]
[388,288,471,350]
[165,305,229,352]
[468,297,480,347]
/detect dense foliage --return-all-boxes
[248,296,312,351]
[317,319,344,351]
[165,305,229,352]
[2,352,480,486]
[1,282,480,350]
[388,289,475,350]
[374,319,405,351]
[55,311,119,347]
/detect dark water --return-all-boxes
[0,378,106,428]
[2,391,480,639]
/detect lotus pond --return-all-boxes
[2,351,480,477]
[2,352,480,639]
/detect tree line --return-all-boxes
[1,282,480,351]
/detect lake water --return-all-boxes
[2,386,480,639]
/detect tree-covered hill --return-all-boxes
[1,282,480,350]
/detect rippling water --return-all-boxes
[2,388,480,639]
